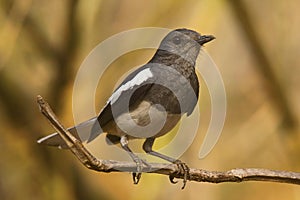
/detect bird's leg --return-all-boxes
[120,135,143,184]
[143,138,190,189]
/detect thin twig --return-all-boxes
[37,95,300,185]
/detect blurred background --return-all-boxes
[0,0,300,199]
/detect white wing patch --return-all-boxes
[109,68,153,104]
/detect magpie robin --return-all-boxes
[38,28,215,189]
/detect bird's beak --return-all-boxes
[197,35,215,45]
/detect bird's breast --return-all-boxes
[103,100,181,139]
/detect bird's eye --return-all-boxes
[173,36,181,45]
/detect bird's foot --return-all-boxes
[132,158,142,184]
[132,158,150,184]
[169,160,190,189]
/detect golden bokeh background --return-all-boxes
[0,0,300,199]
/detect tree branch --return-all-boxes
[37,95,300,186]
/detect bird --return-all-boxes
[37,28,215,189]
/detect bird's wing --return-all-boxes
[88,65,156,141]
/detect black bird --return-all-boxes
[38,28,215,189]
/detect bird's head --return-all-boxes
[156,28,215,65]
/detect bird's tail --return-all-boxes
[37,117,102,149]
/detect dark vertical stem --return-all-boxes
[227,0,297,130]
[49,0,80,111]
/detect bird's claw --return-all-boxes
[132,158,149,184]
[132,172,142,184]
[168,160,190,189]
[169,175,178,184]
